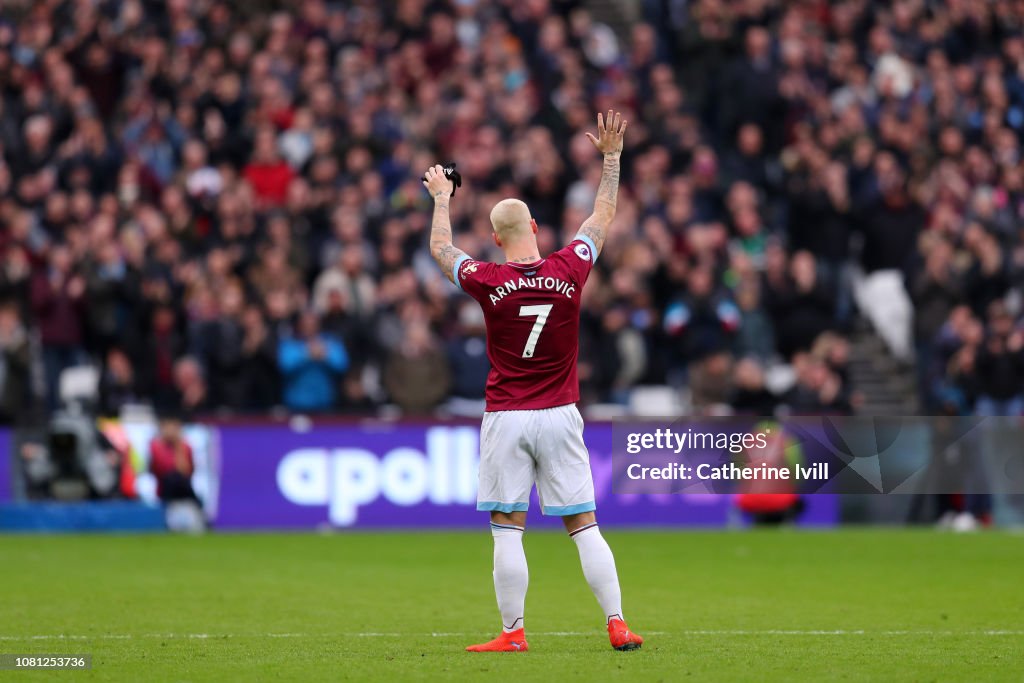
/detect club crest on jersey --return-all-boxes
[461,261,479,277]
[574,243,591,261]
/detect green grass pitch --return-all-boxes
[2,530,1022,681]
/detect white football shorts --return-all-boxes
[476,403,596,516]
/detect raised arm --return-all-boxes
[422,163,469,284]
[579,110,628,257]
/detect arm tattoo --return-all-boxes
[429,197,468,283]
[596,152,621,210]
[579,152,621,255]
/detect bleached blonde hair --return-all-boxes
[489,198,533,244]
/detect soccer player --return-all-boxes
[421,111,643,653]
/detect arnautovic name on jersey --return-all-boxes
[487,275,576,306]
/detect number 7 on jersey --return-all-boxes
[519,304,553,359]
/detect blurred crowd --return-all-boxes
[0,0,1022,422]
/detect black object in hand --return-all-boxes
[423,162,462,197]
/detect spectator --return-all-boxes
[973,303,1024,416]
[910,237,963,411]
[384,319,450,415]
[238,305,280,413]
[83,237,133,355]
[0,302,34,423]
[31,246,86,409]
[963,228,1011,315]
[243,126,295,209]
[722,26,784,151]
[734,279,775,362]
[785,352,853,415]
[0,243,32,313]
[730,358,777,416]
[932,307,985,415]
[591,304,649,405]
[663,266,740,379]
[312,249,376,320]
[723,123,781,198]
[787,162,852,276]
[98,347,138,418]
[446,302,490,416]
[278,311,348,413]
[139,304,185,412]
[198,282,247,410]
[764,251,836,360]
[122,112,185,186]
[171,357,212,419]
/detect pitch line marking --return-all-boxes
[1,630,1023,641]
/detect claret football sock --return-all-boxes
[570,524,623,624]
[490,522,528,633]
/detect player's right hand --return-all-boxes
[422,164,454,198]
[586,110,627,156]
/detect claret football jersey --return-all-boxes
[453,236,597,412]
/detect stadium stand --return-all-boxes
[0,0,1021,422]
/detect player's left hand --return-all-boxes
[422,164,455,199]
[586,110,628,157]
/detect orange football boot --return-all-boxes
[607,617,644,651]
[465,628,529,652]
